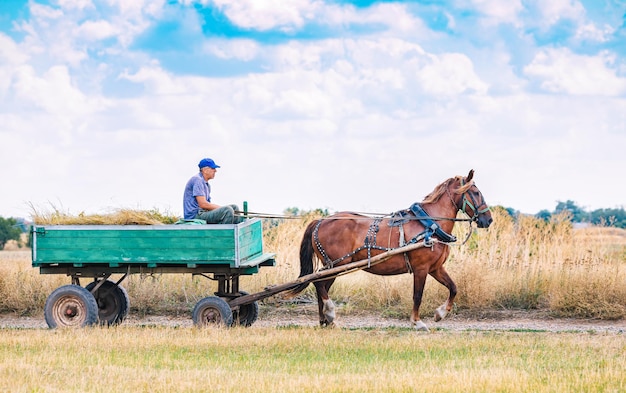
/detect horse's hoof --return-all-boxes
[414,321,429,332]
[320,320,335,328]
[434,305,447,322]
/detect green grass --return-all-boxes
[0,326,624,392]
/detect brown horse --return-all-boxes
[287,170,492,331]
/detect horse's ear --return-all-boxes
[467,169,474,182]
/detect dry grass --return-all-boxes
[1,207,625,320]
[0,251,66,315]
[31,206,179,225]
[448,208,626,319]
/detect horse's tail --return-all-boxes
[284,219,319,298]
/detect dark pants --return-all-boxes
[196,204,242,224]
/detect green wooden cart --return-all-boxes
[31,218,275,328]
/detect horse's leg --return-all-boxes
[313,278,336,327]
[410,269,430,332]
[429,266,457,322]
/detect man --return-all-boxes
[183,158,241,224]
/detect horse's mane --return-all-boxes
[422,176,474,204]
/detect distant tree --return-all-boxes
[283,207,330,217]
[283,207,301,216]
[14,217,31,233]
[535,209,552,221]
[590,208,626,229]
[0,216,22,249]
[311,208,330,217]
[503,207,518,218]
[554,200,589,223]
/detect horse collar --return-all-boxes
[409,203,457,243]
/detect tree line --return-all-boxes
[506,200,626,228]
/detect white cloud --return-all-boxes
[574,22,614,42]
[463,0,524,26]
[0,33,29,66]
[210,0,321,32]
[524,48,626,96]
[105,0,166,20]
[416,53,489,97]
[121,35,489,130]
[339,2,423,34]
[206,0,425,37]
[0,34,28,98]
[527,0,614,43]
[76,20,119,41]
[532,0,585,27]
[13,65,90,115]
[29,2,65,20]
[14,0,162,65]
[58,0,95,11]
[203,38,260,61]
[120,65,188,95]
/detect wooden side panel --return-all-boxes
[236,219,264,264]
[32,225,240,266]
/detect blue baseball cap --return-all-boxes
[198,158,220,169]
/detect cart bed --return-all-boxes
[32,218,275,274]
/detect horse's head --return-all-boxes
[451,169,493,228]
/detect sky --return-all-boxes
[0,0,625,220]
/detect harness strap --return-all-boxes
[398,223,413,274]
[409,203,457,243]
[364,218,383,267]
[313,220,334,267]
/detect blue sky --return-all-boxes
[0,0,625,219]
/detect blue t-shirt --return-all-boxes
[183,173,211,219]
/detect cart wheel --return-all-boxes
[86,280,130,326]
[44,285,99,328]
[232,291,259,327]
[192,296,233,327]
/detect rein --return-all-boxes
[237,210,475,222]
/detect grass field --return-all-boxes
[1,209,625,392]
[0,325,624,392]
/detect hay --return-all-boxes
[32,208,179,225]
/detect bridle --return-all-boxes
[447,178,490,222]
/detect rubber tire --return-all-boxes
[86,280,130,326]
[44,285,99,328]
[192,296,233,327]
[232,291,259,327]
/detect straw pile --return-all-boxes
[32,208,179,225]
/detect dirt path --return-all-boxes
[1,307,624,333]
[255,307,625,333]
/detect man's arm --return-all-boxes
[195,195,221,211]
